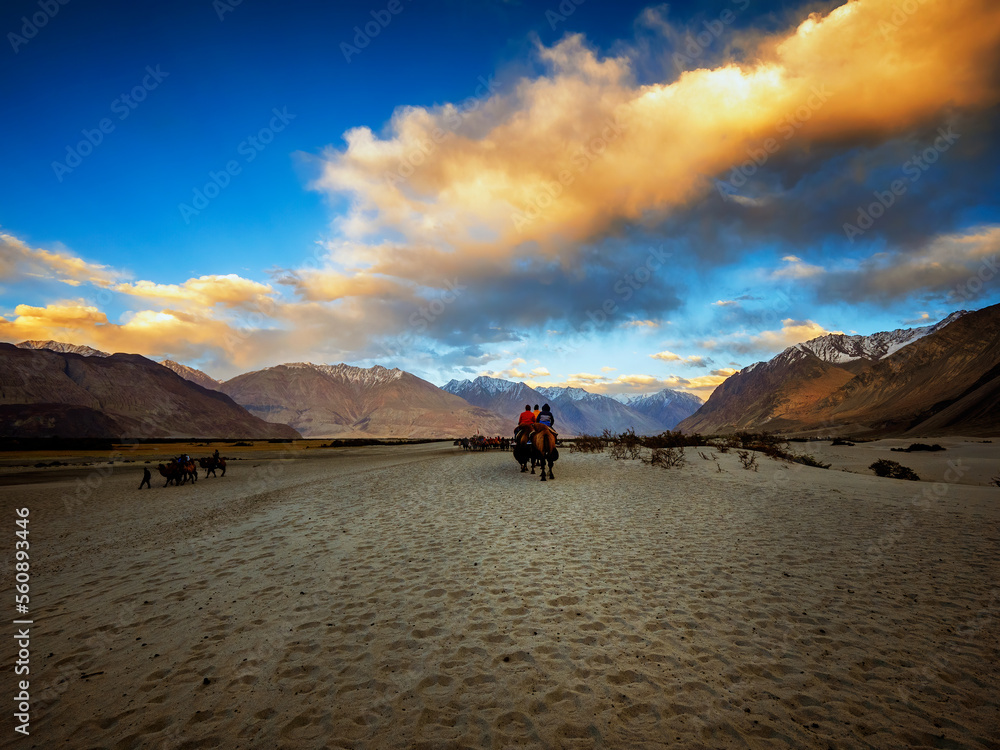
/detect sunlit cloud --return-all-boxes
[0,233,122,287]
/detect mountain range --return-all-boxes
[678,306,999,436]
[5,303,996,440]
[218,362,509,438]
[442,376,702,435]
[0,344,300,439]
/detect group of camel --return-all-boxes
[156,456,226,487]
[457,436,511,451]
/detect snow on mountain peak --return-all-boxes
[800,310,968,364]
[16,340,109,357]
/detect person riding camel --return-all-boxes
[532,404,541,420]
[515,404,536,443]
[536,403,556,434]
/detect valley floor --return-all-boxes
[2,442,998,749]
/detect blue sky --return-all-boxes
[2,0,999,395]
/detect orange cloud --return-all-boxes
[308,0,1000,294]
[113,274,275,310]
[0,233,121,287]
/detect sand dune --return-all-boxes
[1,442,998,748]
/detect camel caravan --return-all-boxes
[456,436,511,451]
[155,453,227,487]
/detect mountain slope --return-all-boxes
[160,360,222,391]
[677,307,997,436]
[802,305,1000,435]
[221,363,508,438]
[0,344,300,439]
[677,347,856,433]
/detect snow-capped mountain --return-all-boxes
[795,311,967,367]
[620,389,704,430]
[17,340,109,357]
[221,363,507,438]
[160,360,222,391]
[444,377,696,435]
[678,307,997,436]
[284,362,404,387]
[443,376,545,421]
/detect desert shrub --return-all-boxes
[608,428,643,460]
[647,446,686,469]
[733,431,792,460]
[642,431,708,449]
[831,438,855,446]
[570,435,606,453]
[891,443,945,453]
[869,459,920,481]
[737,450,758,471]
[792,454,831,469]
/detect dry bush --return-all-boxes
[869,459,920,481]
[570,435,605,453]
[608,428,643,460]
[737,450,758,471]
[648,446,686,469]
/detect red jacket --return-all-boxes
[518,410,536,425]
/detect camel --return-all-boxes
[157,460,198,487]
[513,428,534,472]
[198,456,226,477]
[531,424,559,481]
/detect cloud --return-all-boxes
[309,0,1000,299]
[530,366,550,376]
[771,255,824,279]
[0,233,122,287]
[620,319,660,327]
[113,275,275,310]
[601,365,617,372]
[737,318,835,353]
[815,224,1000,304]
[650,350,712,366]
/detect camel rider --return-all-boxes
[537,404,555,433]
[515,404,536,443]
[532,404,541,420]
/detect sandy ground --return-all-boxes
[1,441,998,749]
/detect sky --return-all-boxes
[2,0,999,397]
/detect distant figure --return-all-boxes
[537,403,555,431]
[515,404,536,443]
[212,449,220,461]
[139,467,151,490]
[532,404,541,420]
